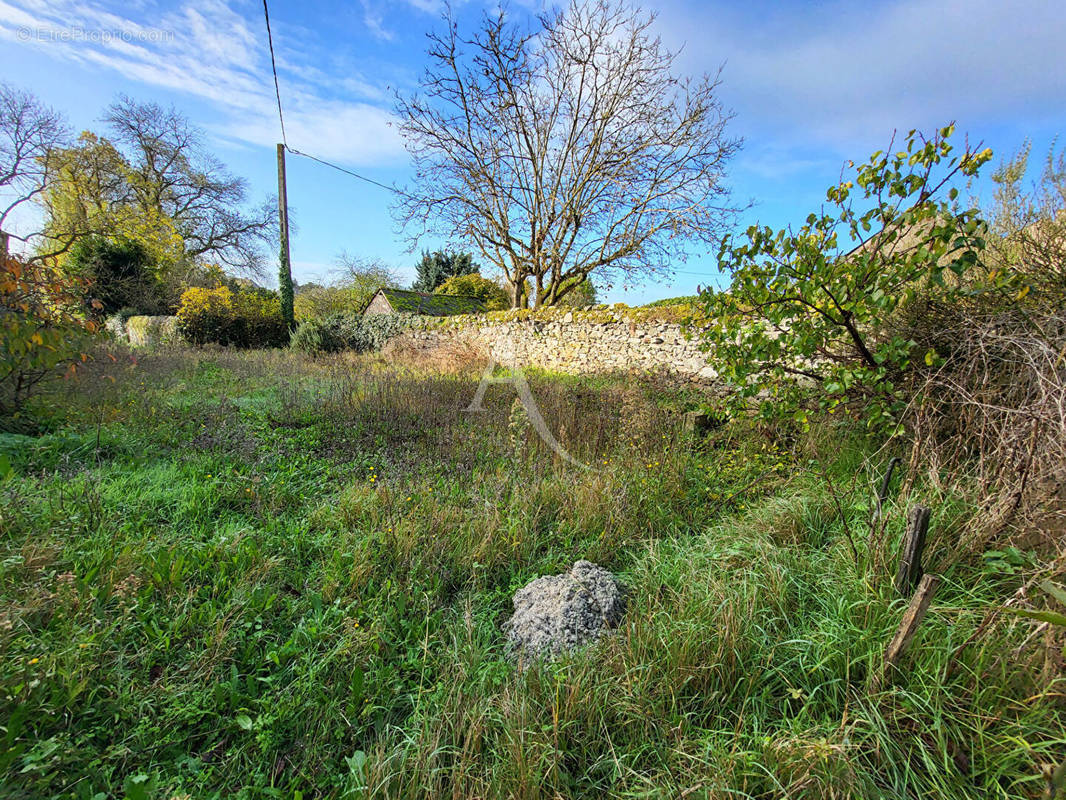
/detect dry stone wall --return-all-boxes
[388,306,718,380]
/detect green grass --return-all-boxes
[0,346,1062,799]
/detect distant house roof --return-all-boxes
[366,288,487,316]
[842,215,984,269]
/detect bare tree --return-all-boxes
[0,84,70,260]
[394,0,741,308]
[102,96,276,276]
[333,250,401,293]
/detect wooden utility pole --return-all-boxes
[276,143,294,329]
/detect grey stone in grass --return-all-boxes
[503,560,625,662]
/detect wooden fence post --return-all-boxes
[894,505,930,596]
[872,573,942,692]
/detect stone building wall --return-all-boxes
[363,293,393,316]
[386,306,718,380]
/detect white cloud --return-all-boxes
[357,0,513,41]
[654,0,1066,150]
[217,101,404,165]
[400,0,446,14]
[356,0,450,41]
[358,0,395,42]
[0,0,408,166]
[734,143,841,181]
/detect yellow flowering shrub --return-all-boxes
[176,285,289,348]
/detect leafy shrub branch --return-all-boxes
[699,126,994,429]
[0,255,99,418]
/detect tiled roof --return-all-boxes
[376,288,487,316]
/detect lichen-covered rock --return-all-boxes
[503,560,625,662]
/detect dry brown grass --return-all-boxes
[381,336,490,374]
[904,309,1066,557]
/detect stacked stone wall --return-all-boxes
[387,305,717,379]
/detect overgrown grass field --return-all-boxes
[1,346,1062,798]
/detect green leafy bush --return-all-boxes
[291,314,413,354]
[67,235,166,316]
[290,318,327,354]
[352,314,413,351]
[176,285,289,348]
[699,126,993,430]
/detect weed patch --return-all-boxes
[0,346,1061,798]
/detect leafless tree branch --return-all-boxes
[394,0,741,307]
[0,83,70,256]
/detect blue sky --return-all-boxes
[1,0,1064,303]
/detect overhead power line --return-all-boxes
[285,146,411,197]
[261,0,409,198]
[261,0,286,147]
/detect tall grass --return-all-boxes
[0,345,1062,798]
